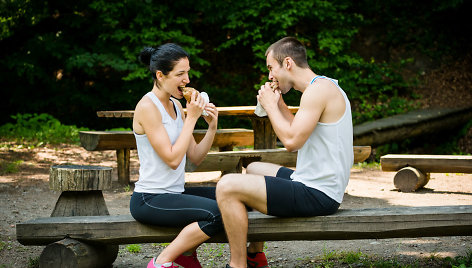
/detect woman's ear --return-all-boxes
[155,70,164,81]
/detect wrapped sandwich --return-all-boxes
[180,86,210,116]
[254,81,279,117]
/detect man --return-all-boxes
[216,37,354,268]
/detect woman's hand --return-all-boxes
[203,102,218,129]
[186,91,205,121]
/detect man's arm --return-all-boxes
[259,84,326,152]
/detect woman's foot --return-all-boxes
[174,251,202,268]
[147,258,180,268]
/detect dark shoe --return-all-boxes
[247,252,269,268]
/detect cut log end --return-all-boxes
[39,238,118,268]
[49,165,112,191]
[394,166,430,192]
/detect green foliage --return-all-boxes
[0,113,88,145]
[125,244,141,254]
[27,256,39,268]
[1,0,469,130]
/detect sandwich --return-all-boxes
[179,86,210,116]
[180,86,199,103]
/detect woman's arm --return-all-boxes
[186,103,218,165]
[133,91,204,169]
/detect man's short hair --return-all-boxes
[265,37,309,68]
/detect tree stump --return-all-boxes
[49,165,112,217]
[42,165,118,267]
[393,166,430,192]
[39,238,118,268]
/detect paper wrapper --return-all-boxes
[200,92,209,116]
[254,101,267,117]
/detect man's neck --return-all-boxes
[292,68,317,93]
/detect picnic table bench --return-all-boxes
[381,154,472,192]
[79,128,371,185]
[80,129,254,184]
[17,206,472,267]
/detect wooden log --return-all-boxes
[16,205,472,245]
[49,165,112,192]
[39,238,118,268]
[50,191,110,217]
[393,167,430,192]
[380,154,472,173]
[354,107,472,146]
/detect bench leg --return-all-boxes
[394,167,430,192]
[39,238,118,268]
[116,148,130,185]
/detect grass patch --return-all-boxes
[27,256,39,268]
[309,249,472,267]
[0,160,23,175]
[0,113,89,146]
[125,244,142,253]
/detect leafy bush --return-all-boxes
[0,113,88,145]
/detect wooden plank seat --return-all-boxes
[80,130,371,185]
[186,146,372,173]
[381,154,472,192]
[16,205,472,267]
[79,129,254,184]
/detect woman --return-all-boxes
[130,43,221,268]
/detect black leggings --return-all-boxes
[130,187,223,237]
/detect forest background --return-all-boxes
[1,0,471,152]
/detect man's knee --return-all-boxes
[216,173,239,198]
[246,161,263,174]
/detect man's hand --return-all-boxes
[257,82,281,113]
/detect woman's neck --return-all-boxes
[151,85,172,106]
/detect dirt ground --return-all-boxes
[0,144,471,267]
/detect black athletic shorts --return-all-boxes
[265,167,340,217]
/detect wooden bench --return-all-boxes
[80,130,372,185]
[79,129,254,184]
[16,205,472,267]
[381,154,472,192]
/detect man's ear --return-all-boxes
[284,57,293,70]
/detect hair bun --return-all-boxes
[138,46,155,65]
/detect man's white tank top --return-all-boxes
[291,76,354,203]
[133,92,185,194]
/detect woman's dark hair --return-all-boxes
[139,43,189,80]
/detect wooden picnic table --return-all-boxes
[97,106,299,149]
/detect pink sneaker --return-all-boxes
[147,258,180,268]
[175,251,202,268]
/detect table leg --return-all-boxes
[250,117,277,149]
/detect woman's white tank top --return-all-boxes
[133,92,185,194]
[291,76,354,203]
